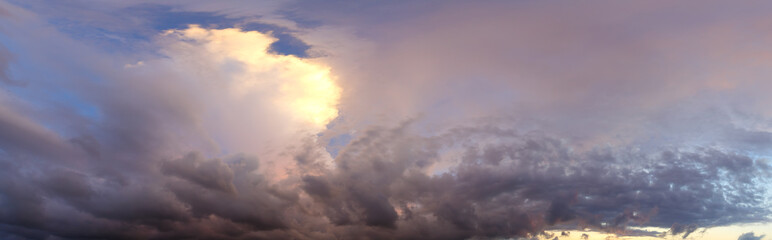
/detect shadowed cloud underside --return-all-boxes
[0,1,771,240]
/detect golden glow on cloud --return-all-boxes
[164,25,341,130]
[282,68,341,127]
[539,223,772,239]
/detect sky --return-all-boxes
[0,1,770,240]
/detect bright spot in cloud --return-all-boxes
[163,25,341,131]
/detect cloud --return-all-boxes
[0,7,339,238]
[153,25,340,152]
[0,0,771,239]
[162,152,237,194]
[0,44,16,84]
[162,24,341,123]
[293,0,772,154]
[668,223,698,239]
[297,123,770,239]
[739,232,766,240]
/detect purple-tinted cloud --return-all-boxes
[0,1,771,239]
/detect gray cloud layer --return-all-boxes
[0,118,769,239]
[738,232,766,240]
[299,124,770,239]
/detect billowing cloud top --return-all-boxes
[0,1,770,240]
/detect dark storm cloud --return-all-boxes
[668,223,698,239]
[3,110,768,239]
[162,152,237,194]
[297,124,771,239]
[0,44,16,85]
[738,232,766,240]
[163,154,291,231]
[0,94,295,237]
[0,106,76,159]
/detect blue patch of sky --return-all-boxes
[50,90,102,121]
[123,4,240,31]
[0,86,100,140]
[326,133,352,158]
[320,115,353,158]
[46,17,149,55]
[0,72,102,138]
[3,2,314,140]
[45,3,311,57]
[37,90,101,138]
[240,22,310,58]
[0,31,101,138]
